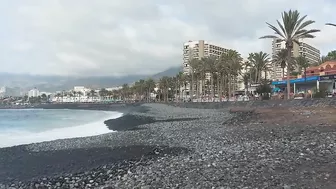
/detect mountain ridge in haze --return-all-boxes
[0,66,182,92]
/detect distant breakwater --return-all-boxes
[33,103,147,114]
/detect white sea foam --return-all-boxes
[0,111,123,148]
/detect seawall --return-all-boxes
[169,98,336,109]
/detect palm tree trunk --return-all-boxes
[221,75,225,101]
[211,73,215,101]
[148,89,150,102]
[304,67,307,96]
[217,74,221,102]
[282,68,285,79]
[286,46,292,100]
[255,69,258,83]
[196,76,199,102]
[175,81,178,102]
[191,73,194,101]
[228,75,231,101]
[178,81,181,101]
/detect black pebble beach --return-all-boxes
[1,100,336,188]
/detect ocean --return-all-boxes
[0,109,123,148]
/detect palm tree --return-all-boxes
[216,53,232,100]
[159,76,170,102]
[295,56,310,94]
[224,50,243,99]
[260,10,320,99]
[145,78,156,102]
[326,50,336,61]
[197,59,207,101]
[248,52,270,83]
[77,91,83,102]
[181,74,190,101]
[121,84,129,102]
[99,88,108,101]
[242,73,250,95]
[273,49,288,78]
[89,89,96,102]
[203,56,217,100]
[189,58,201,101]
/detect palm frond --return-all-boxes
[266,22,285,38]
[295,29,320,39]
[326,23,336,27]
[261,9,319,47]
[259,35,278,39]
[295,20,315,32]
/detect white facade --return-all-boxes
[183,40,230,95]
[28,88,40,97]
[51,96,102,103]
[271,39,320,80]
[106,86,122,91]
[73,86,91,96]
[183,40,229,75]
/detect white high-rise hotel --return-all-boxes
[271,39,320,80]
[183,40,229,74]
[182,40,230,94]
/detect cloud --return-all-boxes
[0,0,336,76]
[11,42,34,51]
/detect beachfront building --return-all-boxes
[28,88,40,97]
[271,39,320,80]
[182,40,230,97]
[183,40,229,75]
[106,86,122,91]
[73,86,91,97]
[272,61,336,95]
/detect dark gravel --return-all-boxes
[1,102,336,188]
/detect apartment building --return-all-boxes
[182,40,229,96]
[28,88,40,97]
[182,40,229,74]
[271,39,320,80]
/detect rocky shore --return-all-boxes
[1,101,336,188]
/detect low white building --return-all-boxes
[106,86,122,91]
[74,86,91,96]
[28,88,40,97]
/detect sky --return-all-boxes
[0,0,336,76]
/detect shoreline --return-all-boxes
[1,102,336,188]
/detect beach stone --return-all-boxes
[1,102,336,188]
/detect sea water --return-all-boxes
[0,109,123,148]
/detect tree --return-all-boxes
[41,94,47,102]
[159,76,170,102]
[295,55,310,95]
[273,49,288,78]
[260,9,320,99]
[242,73,250,95]
[145,78,156,102]
[99,88,108,101]
[326,50,336,61]
[121,84,129,101]
[203,56,217,100]
[175,72,184,101]
[248,52,270,83]
[224,50,243,98]
[189,58,201,101]
[256,82,272,100]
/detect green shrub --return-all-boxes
[312,85,328,98]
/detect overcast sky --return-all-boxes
[0,0,335,76]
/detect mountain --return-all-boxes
[0,66,182,92]
[152,66,181,80]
